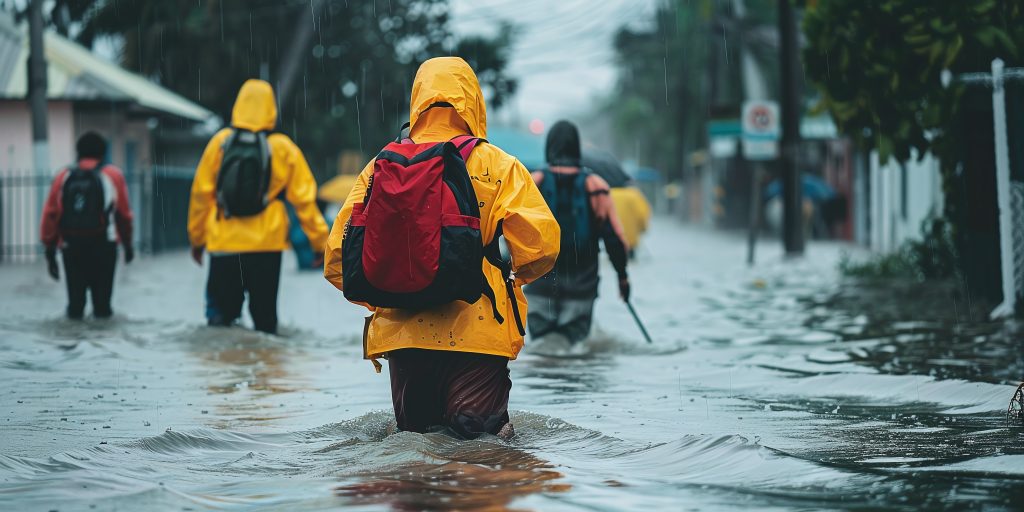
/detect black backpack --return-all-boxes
[59,166,107,236]
[538,168,593,246]
[216,128,272,218]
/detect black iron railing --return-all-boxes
[0,166,196,262]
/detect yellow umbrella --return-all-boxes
[318,174,360,203]
[610,186,651,250]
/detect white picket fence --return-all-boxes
[1012,181,1024,304]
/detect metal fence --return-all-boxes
[0,166,195,262]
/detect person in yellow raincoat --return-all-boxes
[323,57,559,439]
[188,79,329,334]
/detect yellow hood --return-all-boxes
[409,57,487,138]
[231,79,277,132]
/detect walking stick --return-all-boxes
[626,301,653,344]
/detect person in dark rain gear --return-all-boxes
[526,120,630,348]
[188,79,329,334]
[40,132,135,319]
[324,57,560,439]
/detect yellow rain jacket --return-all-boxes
[188,79,329,254]
[610,186,651,250]
[324,57,560,361]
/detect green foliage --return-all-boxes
[840,218,959,281]
[803,0,1024,164]
[455,22,517,110]
[598,1,794,180]
[596,0,718,179]
[23,0,516,181]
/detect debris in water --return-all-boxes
[1007,382,1024,421]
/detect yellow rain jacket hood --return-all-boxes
[188,79,328,254]
[324,57,559,362]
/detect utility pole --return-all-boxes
[27,0,50,175]
[777,0,804,255]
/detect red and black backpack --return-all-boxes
[59,165,109,238]
[341,133,524,335]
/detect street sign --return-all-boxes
[742,100,780,161]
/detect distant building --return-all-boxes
[0,13,214,260]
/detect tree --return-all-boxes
[9,0,517,181]
[595,0,715,180]
[804,0,1024,301]
[455,22,517,111]
[596,0,782,181]
[802,0,1023,164]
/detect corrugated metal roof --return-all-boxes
[0,14,20,87]
[0,13,212,122]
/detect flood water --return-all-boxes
[1,218,1022,511]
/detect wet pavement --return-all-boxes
[1,218,1022,511]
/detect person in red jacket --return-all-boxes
[40,132,134,319]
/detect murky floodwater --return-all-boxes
[2,219,1022,511]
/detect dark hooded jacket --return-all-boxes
[545,120,582,167]
[527,121,628,299]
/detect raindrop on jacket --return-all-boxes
[324,57,560,361]
[188,79,329,254]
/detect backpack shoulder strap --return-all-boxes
[60,165,78,194]
[394,122,414,144]
[256,130,271,172]
[575,168,591,186]
[483,219,526,336]
[451,135,485,161]
[216,131,234,194]
[538,167,557,206]
[575,170,594,204]
[220,128,238,151]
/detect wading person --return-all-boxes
[324,57,559,439]
[525,120,630,349]
[40,132,134,319]
[189,79,328,334]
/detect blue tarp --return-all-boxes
[763,173,836,203]
[485,127,546,171]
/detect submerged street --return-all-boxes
[1,218,1022,511]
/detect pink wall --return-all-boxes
[0,101,75,174]
[0,101,76,261]
[0,101,156,261]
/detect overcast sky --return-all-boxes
[73,0,660,129]
[450,0,659,128]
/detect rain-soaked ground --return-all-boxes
[1,218,1022,511]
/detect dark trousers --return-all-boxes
[388,348,511,439]
[62,239,117,319]
[206,252,282,334]
[525,293,595,344]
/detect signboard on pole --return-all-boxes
[742,100,780,161]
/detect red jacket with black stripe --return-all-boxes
[40,158,134,249]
